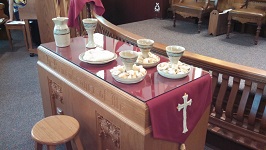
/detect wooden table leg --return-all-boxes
[24,19,38,56]
[5,25,13,50]
[22,26,29,49]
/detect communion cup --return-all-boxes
[137,39,154,58]
[82,18,98,48]
[119,50,139,71]
[166,45,185,65]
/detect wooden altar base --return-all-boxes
[37,37,211,150]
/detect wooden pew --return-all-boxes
[85,3,266,149]
[226,0,266,45]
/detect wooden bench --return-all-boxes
[227,0,266,45]
[75,3,266,149]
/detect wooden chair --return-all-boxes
[0,3,8,40]
[31,115,84,150]
[171,0,215,33]
[0,3,8,23]
[5,21,29,50]
[226,0,266,45]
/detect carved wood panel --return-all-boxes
[48,78,64,115]
[96,112,120,150]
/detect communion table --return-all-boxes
[37,33,212,150]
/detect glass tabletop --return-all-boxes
[41,33,208,102]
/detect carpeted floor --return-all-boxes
[1,18,263,150]
[0,30,67,150]
[0,31,43,149]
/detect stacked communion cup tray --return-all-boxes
[157,61,191,79]
[110,51,147,84]
[157,45,191,79]
[135,39,160,68]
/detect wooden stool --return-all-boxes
[5,21,29,50]
[31,115,84,150]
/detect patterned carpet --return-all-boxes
[0,31,42,149]
[118,19,266,71]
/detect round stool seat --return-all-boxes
[31,115,80,145]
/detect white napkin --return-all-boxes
[83,47,115,62]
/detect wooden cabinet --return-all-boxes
[208,10,228,36]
